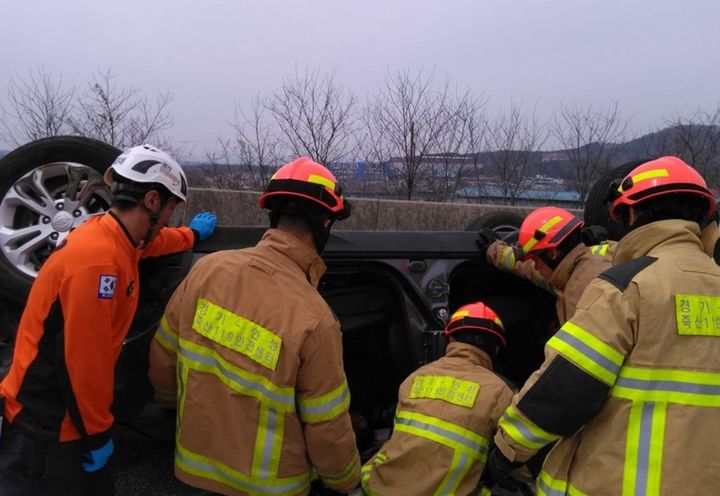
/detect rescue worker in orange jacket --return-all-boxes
[481,207,615,324]
[0,144,217,496]
[360,302,514,496]
[488,156,720,495]
[149,157,360,496]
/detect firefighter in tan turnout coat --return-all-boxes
[149,157,360,496]
[483,206,615,324]
[488,156,720,495]
[361,302,514,496]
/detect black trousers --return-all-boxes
[0,420,114,496]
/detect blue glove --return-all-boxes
[83,438,114,473]
[189,212,217,241]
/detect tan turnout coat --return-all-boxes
[487,240,614,323]
[149,229,360,496]
[361,342,513,496]
[495,220,720,495]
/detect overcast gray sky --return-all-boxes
[1,0,719,154]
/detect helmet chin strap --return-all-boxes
[138,205,160,249]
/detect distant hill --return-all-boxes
[533,124,720,179]
[621,125,720,160]
[0,150,8,158]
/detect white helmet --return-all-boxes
[104,144,188,202]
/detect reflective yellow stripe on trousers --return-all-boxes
[394,410,488,495]
[612,366,720,496]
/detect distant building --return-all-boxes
[456,185,581,207]
[541,151,569,162]
[532,174,564,186]
[327,161,387,183]
[386,153,485,169]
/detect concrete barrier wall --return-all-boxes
[183,188,545,231]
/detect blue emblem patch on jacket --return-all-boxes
[98,275,118,299]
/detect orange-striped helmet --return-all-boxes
[518,207,584,260]
[609,156,716,222]
[444,302,506,346]
[258,157,350,219]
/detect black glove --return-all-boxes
[309,480,346,495]
[476,228,501,252]
[485,447,525,491]
[581,225,609,246]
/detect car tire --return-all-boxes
[0,136,120,306]
[583,160,648,241]
[464,211,524,242]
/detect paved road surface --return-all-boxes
[114,403,213,496]
[112,403,528,496]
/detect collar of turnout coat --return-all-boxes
[260,228,327,288]
[614,219,704,265]
[446,341,494,370]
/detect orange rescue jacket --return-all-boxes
[0,212,194,449]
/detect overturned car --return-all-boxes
[2,137,613,463]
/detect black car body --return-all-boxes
[116,227,555,454]
[0,137,557,457]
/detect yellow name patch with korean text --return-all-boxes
[193,298,282,370]
[409,375,480,408]
[675,294,720,336]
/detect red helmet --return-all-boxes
[610,156,716,222]
[258,157,350,219]
[444,302,506,346]
[518,207,584,260]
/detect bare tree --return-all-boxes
[363,70,455,200]
[485,104,547,206]
[550,102,628,205]
[195,138,247,190]
[650,108,720,188]
[230,96,280,190]
[68,69,173,148]
[551,102,629,206]
[268,68,356,166]
[456,94,488,203]
[0,68,75,146]
[349,130,387,197]
[423,92,484,202]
